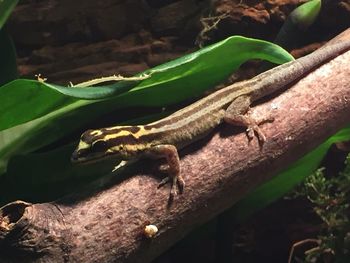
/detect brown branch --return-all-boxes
[1,28,350,263]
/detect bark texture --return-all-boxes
[0,29,350,263]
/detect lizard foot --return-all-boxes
[158,174,185,200]
[224,97,274,143]
[146,144,184,201]
[246,116,274,142]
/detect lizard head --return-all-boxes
[71,128,139,164]
[72,129,113,164]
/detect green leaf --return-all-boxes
[0,36,293,131]
[0,0,19,86]
[291,0,321,29]
[0,79,140,131]
[0,36,293,202]
[0,27,18,85]
[0,37,292,169]
[0,0,18,30]
[274,0,321,48]
[230,126,350,222]
[116,36,294,107]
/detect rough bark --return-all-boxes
[0,28,350,263]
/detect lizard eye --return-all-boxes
[91,140,107,152]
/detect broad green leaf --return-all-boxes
[231,126,350,222]
[0,79,137,131]
[291,0,321,29]
[0,0,18,30]
[0,27,18,85]
[0,37,293,175]
[274,0,321,48]
[0,36,293,131]
[109,37,294,107]
[0,0,19,86]
[0,36,292,202]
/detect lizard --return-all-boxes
[71,40,350,200]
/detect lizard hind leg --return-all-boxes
[224,95,274,142]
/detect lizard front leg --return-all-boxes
[224,95,274,142]
[145,144,185,200]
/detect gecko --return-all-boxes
[71,40,350,199]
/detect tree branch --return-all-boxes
[1,28,350,263]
